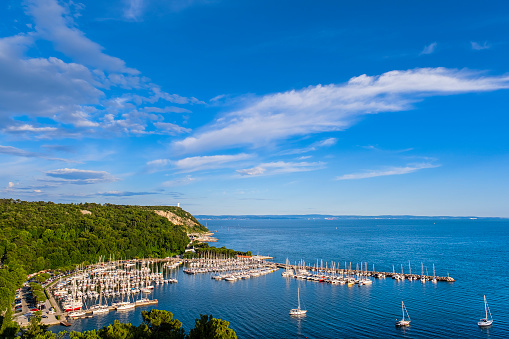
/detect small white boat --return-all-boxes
[92,306,110,314]
[224,275,237,282]
[116,302,135,311]
[478,295,493,327]
[68,310,87,318]
[395,301,411,327]
[289,288,307,316]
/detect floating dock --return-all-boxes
[275,263,455,282]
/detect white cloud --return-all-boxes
[25,0,138,74]
[175,154,253,172]
[335,163,439,180]
[174,68,509,154]
[0,35,104,124]
[420,42,437,55]
[297,155,312,160]
[64,110,100,128]
[237,161,326,177]
[316,138,337,147]
[4,124,58,133]
[0,0,199,138]
[45,168,118,184]
[8,182,15,188]
[471,41,490,50]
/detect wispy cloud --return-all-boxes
[420,42,437,55]
[237,161,326,177]
[173,68,509,155]
[146,154,254,174]
[45,168,118,184]
[26,0,138,73]
[4,124,58,133]
[335,163,439,180]
[175,154,253,172]
[471,41,490,50]
[144,158,172,174]
[144,106,192,114]
[360,145,414,153]
[41,145,76,153]
[0,0,200,139]
[162,175,197,187]
[96,190,156,197]
[0,145,79,163]
[123,0,144,21]
[282,138,338,155]
[153,122,192,135]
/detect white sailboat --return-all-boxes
[289,288,307,316]
[92,291,109,315]
[395,301,411,327]
[477,295,493,327]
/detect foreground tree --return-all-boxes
[141,309,185,339]
[187,314,237,339]
[22,310,236,339]
[19,311,64,339]
[0,309,20,339]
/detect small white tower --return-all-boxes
[177,202,180,208]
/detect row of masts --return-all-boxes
[51,257,183,319]
[278,259,454,283]
[183,253,278,281]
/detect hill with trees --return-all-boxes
[0,199,208,336]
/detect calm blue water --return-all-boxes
[51,218,509,338]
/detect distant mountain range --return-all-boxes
[196,214,505,220]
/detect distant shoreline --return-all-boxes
[196,214,507,220]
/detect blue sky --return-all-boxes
[1,0,508,217]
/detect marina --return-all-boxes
[43,217,509,338]
[41,258,181,324]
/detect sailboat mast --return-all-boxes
[484,295,488,319]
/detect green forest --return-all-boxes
[19,309,237,339]
[0,199,210,336]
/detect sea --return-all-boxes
[50,218,509,338]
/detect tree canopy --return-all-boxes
[0,199,202,336]
[67,310,235,339]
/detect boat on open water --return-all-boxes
[477,295,493,328]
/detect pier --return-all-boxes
[274,263,455,282]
